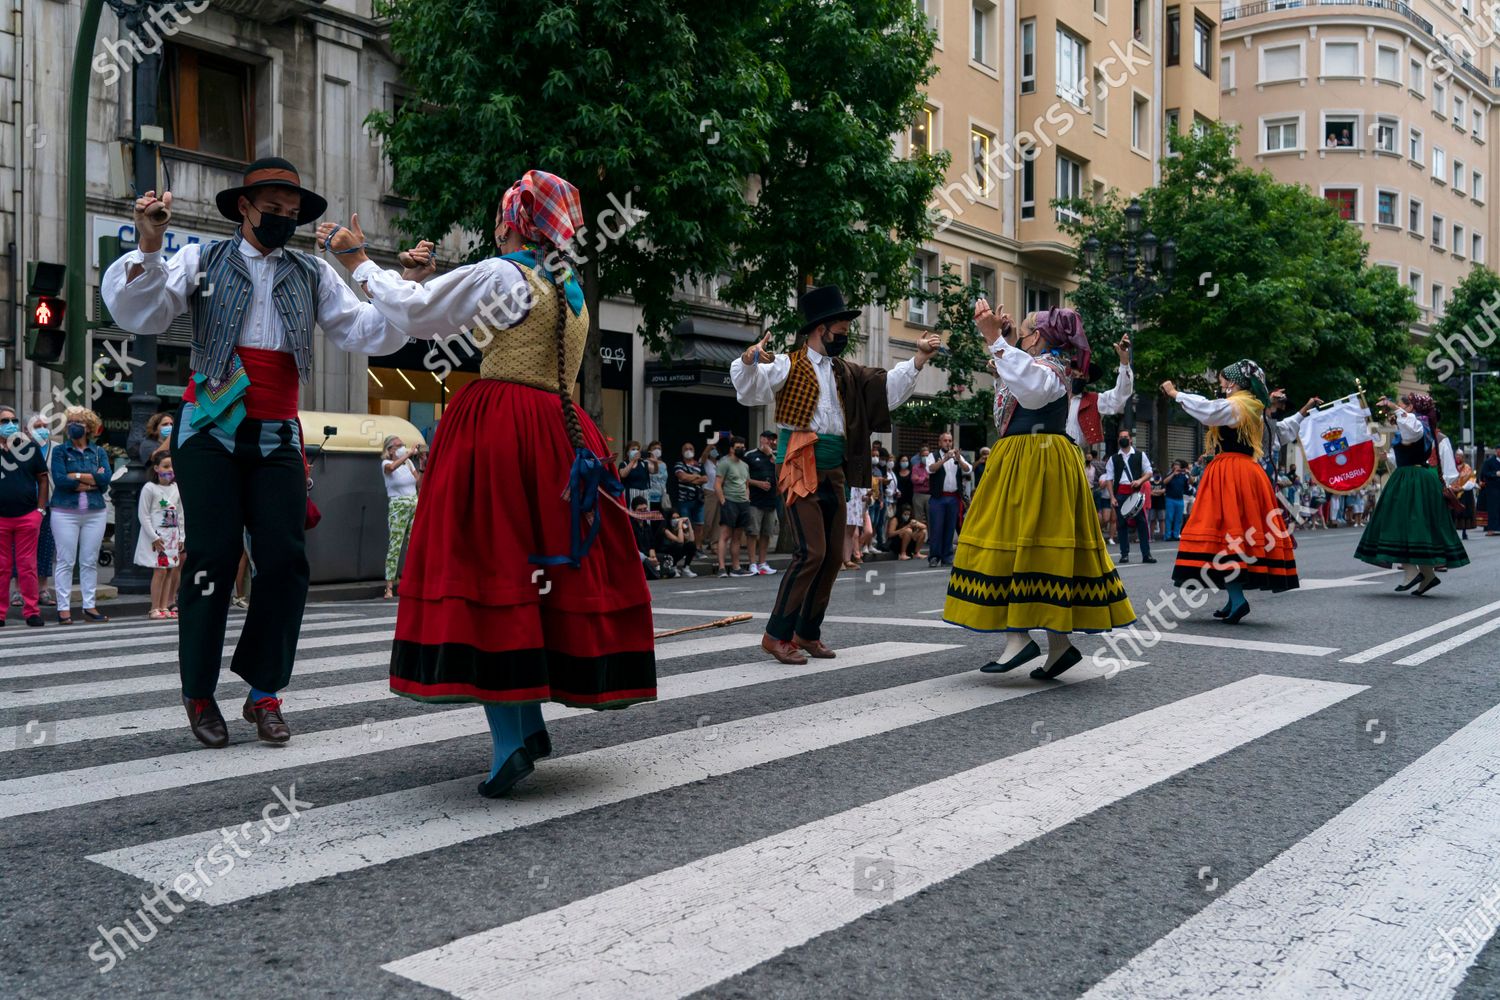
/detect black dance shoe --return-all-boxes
[525,729,553,760]
[1212,605,1231,619]
[980,639,1041,673]
[1029,646,1083,680]
[1414,574,1442,597]
[1219,602,1251,625]
[1394,576,1421,592]
[478,747,535,799]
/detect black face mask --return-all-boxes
[825,332,850,357]
[247,205,299,250]
[1118,437,1130,449]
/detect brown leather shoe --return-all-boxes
[183,696,229,749]
[243,695,291,745]
[794,636,837,659]
[761,634,809,665]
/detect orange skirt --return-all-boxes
[1171,451,1298,592]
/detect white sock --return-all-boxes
[1045,633,1076,665]
[1001,632,1031,660]
[1420,564,1438,581]
[1402,564,1420,585]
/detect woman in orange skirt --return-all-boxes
[1160,360,1299,623]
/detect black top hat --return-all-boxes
[796,285,862,337]
[215,157,328,226]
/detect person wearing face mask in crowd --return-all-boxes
[1099,429,1155,564]
[141,411,175,466]
[732,285,940,664]
[1162,361,1302,622]
[672,443,707,529]
[0,404,50,627]
[911,443,932,529]
[102,158,426,750]
[618,440,655,508]
[49,408,112,626]
[136,452,186,620]
[22,414,58,608]
[701,437,723,566]
[925,431,971,567]
[894,454,915,515]
[645,440,670,512]
[381,435,421,600]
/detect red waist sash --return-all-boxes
[183,347,300,420]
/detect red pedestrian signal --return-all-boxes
[33,297,64,328]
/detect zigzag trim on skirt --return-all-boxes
[389,639,657,710]
[947,567,1128,609]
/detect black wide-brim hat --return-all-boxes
[797,285,862,337]
[215,157,328,225]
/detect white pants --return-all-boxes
[51,507,107,613]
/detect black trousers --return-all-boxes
[767,469,845,642]
[172,414,308,698]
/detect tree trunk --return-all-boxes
[582,256,604,425]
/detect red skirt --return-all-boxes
[389,379,656,708]
[1171,451,1299,592]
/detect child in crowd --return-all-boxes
[135,453,185,620]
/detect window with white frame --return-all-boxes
[1474,170,1484,201]
[1410,57,1424,94]
[1056,154,1084,221]
[917,0,939,34]
[908,254,935,324]
[910,105,934,156]
[1455,223,1465,256]
[1434,213,1446,247]
[1322,41,1360,78]
[1056,27,1087,106]
[1376,45,1400,82]
[1454,94,1465,128]
[1436,82,1447,114]
[1474,108,1485,140]
[970,127,994,195]
[1094,0,1106,17]
[1264,116,1299,152]
[1193,15,1212,75]
[1020,19,1036,94]
[1325,187,1358,221]
[1132,94,1149,151]
[1374,116,1398,153]
[1220,53,1233,90]
[1132,0,1148,42]
[1409,127,1423,161]
[1377,189,1397,225]
[1463,0,1473,15]
[1261,43,1301,83]
[972,0,996,67]
[1409,270,1423,304]
[1409,196,1423,233]
[1323,114,1358,148]
[1454,159,1465,193]
[1474,233,1484,262]
[1165,108,1181,135]
[1433,282,1445,313]
[1434,146,1447,179]
[1092,68,1108,129]
[1020,143,1036,219]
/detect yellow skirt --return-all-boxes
[944,433,1135,634]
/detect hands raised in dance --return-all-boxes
[315,214,371,271]
[398,240,438,281]
[973,297,1013,346]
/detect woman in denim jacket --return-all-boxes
[50,407,112,623]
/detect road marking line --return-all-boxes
[0,632,759,722]
[90,655,1138,904]
[1340,599,1500,663]
[0,611,352,646]
[0,615,399,666]
[1291,568,1401,591]
[381,675,1364,1000]
[1081,699,1500,1000]
[1394,615,1500,666]
[0,642,954,819]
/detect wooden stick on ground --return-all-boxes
[653,613,754,640]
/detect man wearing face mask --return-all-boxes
[102,157,416,750]
[731,285,940,664]
[1099,429,1156,563]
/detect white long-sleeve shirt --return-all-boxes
[351,257,531,337]
[1066,364,1133,447]
[989,339,1069,409]
[1390,409,1459,484]
[101,240,408,356]
[729,349,921,436]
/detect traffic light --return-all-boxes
[25,261,67,368]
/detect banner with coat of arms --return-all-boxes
[1296,392,1378,494]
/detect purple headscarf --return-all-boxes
[1033,308,1091,381]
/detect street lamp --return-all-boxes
[1080,198,1176,430]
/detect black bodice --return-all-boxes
[1003,394,1070,438]
[1393,434,1431,468]
[1217,424,1255,456]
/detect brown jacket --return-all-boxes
[832,358,893,489]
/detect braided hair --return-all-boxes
[507,211,587,455]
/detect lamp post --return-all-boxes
[1081,198,1176,432]
[1465,365,1499,460]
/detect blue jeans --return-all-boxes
[928,493,959,563]
[1164,497,1184,540]
[677,497,704,527]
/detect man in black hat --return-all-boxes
[731,285,940,664]
[102,157,430,749]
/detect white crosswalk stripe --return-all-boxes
[0,642,952,819]
[1081,699,1500,1000]
[379,675,1364,1000]
[88,656,1144,903]
[0,614,393,662]
[0,610,352,647]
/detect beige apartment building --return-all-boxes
[1221,0,1500,344]
[884,0,1221,452]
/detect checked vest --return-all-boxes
[774,346,841,429]
[190,239,319,385]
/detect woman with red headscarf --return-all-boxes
[944,304,1135,680]
[321,170,655,798]
[1355,393,1468,594]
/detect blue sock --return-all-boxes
[1226,583,1247,612]
[483,704,526,780]
[520,701,545,739]
[248,686,279,702]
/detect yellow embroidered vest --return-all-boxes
[774,346,840,429]
[477,263,590,391]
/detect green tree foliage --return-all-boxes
[1058,123,1420,407]
[1427,264,1500,449]
[892,264,991,431]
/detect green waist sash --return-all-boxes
[775,428,845,471]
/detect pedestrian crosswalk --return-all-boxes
[6,599,1500,997]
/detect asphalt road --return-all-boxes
[3,526,1499,999]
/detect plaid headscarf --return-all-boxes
[1221,359,1270,407]
[502,170,585,249]
[1034,308,1091,380]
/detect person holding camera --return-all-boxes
[925,431,970,567]
[661,513,698,577]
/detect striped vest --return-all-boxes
[189,239,319,384]
[774,347,840,429]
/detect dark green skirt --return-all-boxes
[1355,466,1470,569]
